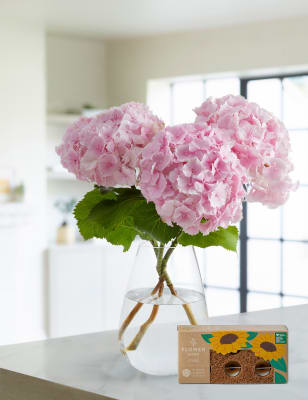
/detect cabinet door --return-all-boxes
[47,244,105,337]
[0,228,18,344]
[0,219,44,345]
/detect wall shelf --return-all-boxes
[0,202,34,227]
[47,170,76,181]
[47,114,80,125]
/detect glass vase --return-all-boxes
[119,242,208,376]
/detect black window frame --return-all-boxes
[239,71,308,312]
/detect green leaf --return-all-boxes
[178,226,239,252]
[247,332,258,341]
[74,188,116,221]
[132,201,181,243]
[201,333,213,343]
[89,187,180,244]
[271,357,287,373]
[74,188,140,250]
[74,187,180,251]
[74,188,118,241]
[103,225,139,252]
[241,342,253,349]
[275,371,287,384]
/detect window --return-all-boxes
[244,75,308,312]
[147,77,239,125]
[147,73,308,316]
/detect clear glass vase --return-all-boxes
[119,242,208,376]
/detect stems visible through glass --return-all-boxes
[119,240,198,353]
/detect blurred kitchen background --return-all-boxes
[1,0,308,345]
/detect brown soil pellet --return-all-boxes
[210,350,274,384]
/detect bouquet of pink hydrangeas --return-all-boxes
[56,95,296,350]
[57,96,296,244]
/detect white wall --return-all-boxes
[47,34,106,113]
[106,16,308,105]
[0,20,46,344]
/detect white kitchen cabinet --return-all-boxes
[0,204,45,345]
[47,241,138,338]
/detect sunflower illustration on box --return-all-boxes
[177,324,288,384]
[208,331,249,355]
[250,333,286,361]
[201,327,288,384]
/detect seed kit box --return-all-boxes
[178,325,288,384]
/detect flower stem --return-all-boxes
[118,302,143,342]
[159,238,177,277]
[156,244,164,275]
[118,276,162,342]
[166,280,197,325]
[159,239,198,326]
[125,280,164,352]
[126,305,160,351]
[120,239,198,353]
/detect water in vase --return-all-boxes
[120,287,208,375]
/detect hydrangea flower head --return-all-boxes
[56,102,164,187]
[194,95,297,207]
[139,123,247,235]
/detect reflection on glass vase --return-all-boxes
[119,242,208,376]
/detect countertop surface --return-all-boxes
[0,304,307,400]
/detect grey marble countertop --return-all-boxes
[0,304,307,400]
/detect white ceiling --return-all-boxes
[2,0,308,38]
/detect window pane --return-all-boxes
[205,78,239,98]
[248,293,281,312]
[289,130,308,184]
[204,246,239,289]
[283,76,308,129]
[283,186,308,240]
[247,78,282,118]
[205,288,239,317]
[247,202,281,239]
[172,80,204,124]
[283,242,308,297]
[248,240,281,293]
[147,80,171,125]
[282,296,308,307]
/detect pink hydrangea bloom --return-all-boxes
[139,123,247,235]
[194,95,297,207]
[56,102,164,187]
